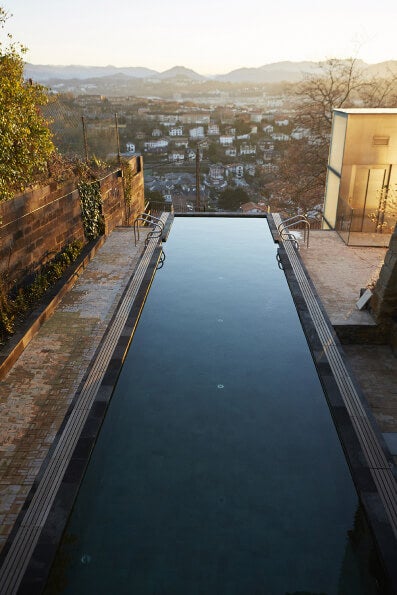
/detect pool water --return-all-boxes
[47,218,381,594]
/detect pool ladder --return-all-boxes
[133,213,165,247]
[277,214,310,249]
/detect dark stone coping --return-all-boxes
[174,211,267,218]
[0,235,106,381]
[273,216,397,594]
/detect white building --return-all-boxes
[207,124,220,135]
[225,147,237,157]
[189,126,205,139]
[219,135,235,146]
[240,143,257,156]
[250,112,263,123]
[168,152,185,162]
[271,133,290,141]
[225,164,244,178]
[263,125,274,135]
[152,128,162,137]
[144,139,169,151]
[209,163,224,180]
[126,142,136,152]
[169,126,184,137]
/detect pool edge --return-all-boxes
[270,213,397,594]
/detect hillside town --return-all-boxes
[45,90,319,213]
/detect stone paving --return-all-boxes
[0,227,149,553]
[300,230,387,325]
[300,230,397,455]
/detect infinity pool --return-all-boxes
[47,217,381,594]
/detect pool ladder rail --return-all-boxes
[133,213,165,247]
[277,214,310,249]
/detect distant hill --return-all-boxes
[155,66,205,80]
[24,60,397,85]
[24,64,158,80]
[216,61,321,83]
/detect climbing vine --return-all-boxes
[78,180,105,241]
[122,163,134,223]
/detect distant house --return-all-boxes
[225,147,237,157]
[174,138,189,149]
[240,202,267,214]
[126,142,136,153]
[263,125,274,135]
[179,113,211,125]
[169,126,184,137]
[168,152,185,162]
[225,164,244,178]
[240,143,256,156]
[209,163,225,180]
[291,127,309,140]
[219,135,234,146]
[189,126,205,139]
[250,112,263,123]
[275,118,289,126]
[207,124,220,135]
[271,133,290,141]
[144,139,169,151]
[152,128,162,137]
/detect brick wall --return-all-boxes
[0,156,145,287]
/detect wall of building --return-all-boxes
[0,156,145,287]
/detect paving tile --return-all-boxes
[0,227,150,552]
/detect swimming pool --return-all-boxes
[46,217,383,594]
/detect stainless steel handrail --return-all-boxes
[279,229,300,250]
[133,213,165,246]
[278,215,310,249]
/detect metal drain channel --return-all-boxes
[273,214,397,537]
[0,215,168,595]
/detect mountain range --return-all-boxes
[24,60,397,85]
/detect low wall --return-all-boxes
[0,155,145,287]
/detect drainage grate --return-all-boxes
[273,213,397,537]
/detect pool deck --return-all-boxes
[298,230,397,457]
[0,216,397,592]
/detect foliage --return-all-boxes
[145,189,164,202]
[218,187,249,211]
[0,240,83,344]
[0,8,54,200]
[78,180,105,241]
[367,183,397,233]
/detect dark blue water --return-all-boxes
[47,218,380,594]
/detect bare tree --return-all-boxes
[270,58,397,213]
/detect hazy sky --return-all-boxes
[3,0,397,74]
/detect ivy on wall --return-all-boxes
[78,180,105,241]
[122,163,134,224]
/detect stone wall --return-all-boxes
[0,155,145,287]
[371,223,397,324]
